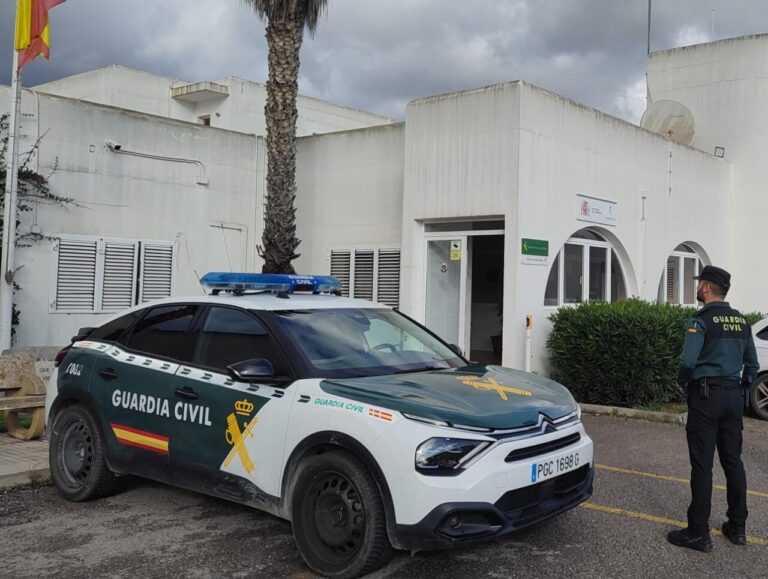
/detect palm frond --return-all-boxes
[241,0,328,33]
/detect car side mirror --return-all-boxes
[227,358,276,382]
[449,344,464,358]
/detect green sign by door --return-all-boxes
[521,238,549,265]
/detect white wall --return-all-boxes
[400,82,522,334]
[294,124,405,275]
[647,35,768,313]
[1,87,263,347]
[34,66,392,138]
[513,83,731,372]
[397,80,730,374]
[32,66,177,118]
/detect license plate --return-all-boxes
[531,451,580,483]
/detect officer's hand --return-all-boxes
[675,383,686,396]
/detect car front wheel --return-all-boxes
[49,405,118,501]
[290,450,393,578]
[750,375,768,421]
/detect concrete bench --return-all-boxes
[0,347,57,440]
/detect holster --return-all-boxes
[699,377,709,399]
[742,378,752,409]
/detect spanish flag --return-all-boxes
[15,0,66,72]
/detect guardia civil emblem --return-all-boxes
[224,399,258,473]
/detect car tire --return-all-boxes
[750,375,768,421]
[49,405,118,501]
[290,450,394,578]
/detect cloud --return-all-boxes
[613,77,649,125]
[1,0,767,123]
[674,25,711,47]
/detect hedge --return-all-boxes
[546,299,763,408]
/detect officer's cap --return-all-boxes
[693,265,731,289]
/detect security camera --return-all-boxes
[105,139,122,151]
[113,143,122,151]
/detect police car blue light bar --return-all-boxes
[200,272,342,294]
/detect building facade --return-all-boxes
[295,81,732,372]
[3,36,767,377]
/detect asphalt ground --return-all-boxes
[2,414,768,578]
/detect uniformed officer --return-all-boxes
[667,266,759,553]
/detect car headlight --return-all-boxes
[577,404,582,420]
[415,438,491,475]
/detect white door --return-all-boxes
[425,237,470,352]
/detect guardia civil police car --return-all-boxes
[46,273,594,578]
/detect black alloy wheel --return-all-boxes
[58,417,94,487]
[750,375,768,421]
[291,451,393,578]
[49,405,117,501]
[308,472,366,560]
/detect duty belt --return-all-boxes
[692,377,741,388]
[692,377,742,398]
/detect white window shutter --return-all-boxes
[101,241,139,311]
[139,242,175,303]
[376,249,401,308]
[54,239,98,311]
[330,250,351,297]
[353,250,375,301]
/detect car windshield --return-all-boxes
[268,308,464,378]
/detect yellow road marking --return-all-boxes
[580,502,768,546]
[596,463,768,499]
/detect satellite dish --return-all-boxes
[640,100,696,145]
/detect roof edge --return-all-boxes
[649,33,768,58]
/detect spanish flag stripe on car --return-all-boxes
[111,423,170,455]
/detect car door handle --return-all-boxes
[174,386,198,400]
[98,368,119,381]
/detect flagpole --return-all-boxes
[0,35,23,351]
[646,0,652,106]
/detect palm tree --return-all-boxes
[243,0,328,274]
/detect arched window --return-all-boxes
[544,230,627,306]
[658,244,704,305]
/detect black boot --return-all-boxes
[667,528,713,553]
[721,521,747,546]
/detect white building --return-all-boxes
[295,80,730,371]
[1,66,390,347]
[295,34,768,371]
[4,36,767,376]
[34,65,392,136]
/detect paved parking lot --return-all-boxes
[2,414,767,578]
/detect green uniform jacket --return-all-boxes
[677,301,759,385]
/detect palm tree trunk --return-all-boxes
[259,15,303,274]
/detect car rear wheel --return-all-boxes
[49,405,118,501]
[750,375,768,421]
[290,450,393,578]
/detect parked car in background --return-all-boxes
[750,317,768,420]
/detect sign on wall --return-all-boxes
[577,194,617,226]
[450,240,462,260]
[521,238,549,265]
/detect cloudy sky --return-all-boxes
[1,0,767,124]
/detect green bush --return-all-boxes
[547,300,694,407]
[745,311,765,326]
[547,300,765,408]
